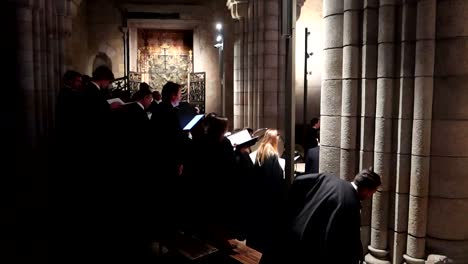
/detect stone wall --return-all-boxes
[86,0,124,77]
[65,0,88,74]
[14,0,73,145]
[320,0,468,263]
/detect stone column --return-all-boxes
[359,0,378,255]
[228,0,297,131]
[228,0,248,128]
[426,0,468,261]
[403,0,435,263]
[390,1,417,263]
[53,0,68,131]
[40,0,50,133]
[246,1,254,127]
[233,17,245,129]
[33,0,45,137]
[339,0,359,181]
[45,0,58,129]
[319,0,343,174]
[366,0,397,263]
[262,0,279,129]
[17,0,36,146]
[56,0,72,76]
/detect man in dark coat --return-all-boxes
[56,70,83,146]
[150,81,185,239]
[122,82,153,140]
[261,168,381,264]
[304,117,320,150]
[115,83,154,262]
[305,145,319,174]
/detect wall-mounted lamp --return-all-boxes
[214,22,224,49]
[215,22,225,115]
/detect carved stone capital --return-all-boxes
[226,0,249,20]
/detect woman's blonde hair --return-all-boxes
[256,129,279,165]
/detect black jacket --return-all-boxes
[261,173,362,264]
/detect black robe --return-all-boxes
[261,173,363,264]
[247,154,286,253]
[55,85,83,149]
[121,102,150,142]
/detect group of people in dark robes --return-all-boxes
[53,65,382,264]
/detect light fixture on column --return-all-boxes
[214,22,225,115]
[214,22,224,49]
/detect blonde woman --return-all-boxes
[246,129,286,254]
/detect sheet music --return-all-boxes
[227,130,252,147]
[107,98,125,105]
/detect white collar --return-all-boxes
[91,81,100,90]
[136,101,145,110]
[351,182,358,192]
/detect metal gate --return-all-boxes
[188,72,206,114]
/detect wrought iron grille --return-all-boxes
[110,72,142,102]
[188,72,206,114]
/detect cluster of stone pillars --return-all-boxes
[321,0,468,263]
[15,0,73,147]
[227,0,304,132]
[228,0,285,131]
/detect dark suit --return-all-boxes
[150,101,184,176]
[115,102,154,261]
[150,102,185,238]
[80,82,112,147]
[55,85,83,147]
[57,82,121,263]
[304,127,319,150]
[261,173,362,264]
[305,146,320,174]
[121,102,150,141]
[147,100,159,113]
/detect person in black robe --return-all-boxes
[150,81,186,240]
[104,83,155,262]
[260,168,381,264]
[232,142,255,240]
[247,129,286,253]
[54,66,127,263]
[55,70,83,147]
[304,117,320,150]
[121,83,153,141]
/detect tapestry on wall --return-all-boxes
[137,29,193,101]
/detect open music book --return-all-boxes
[227,129,258,150]
[106,98,125,105]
